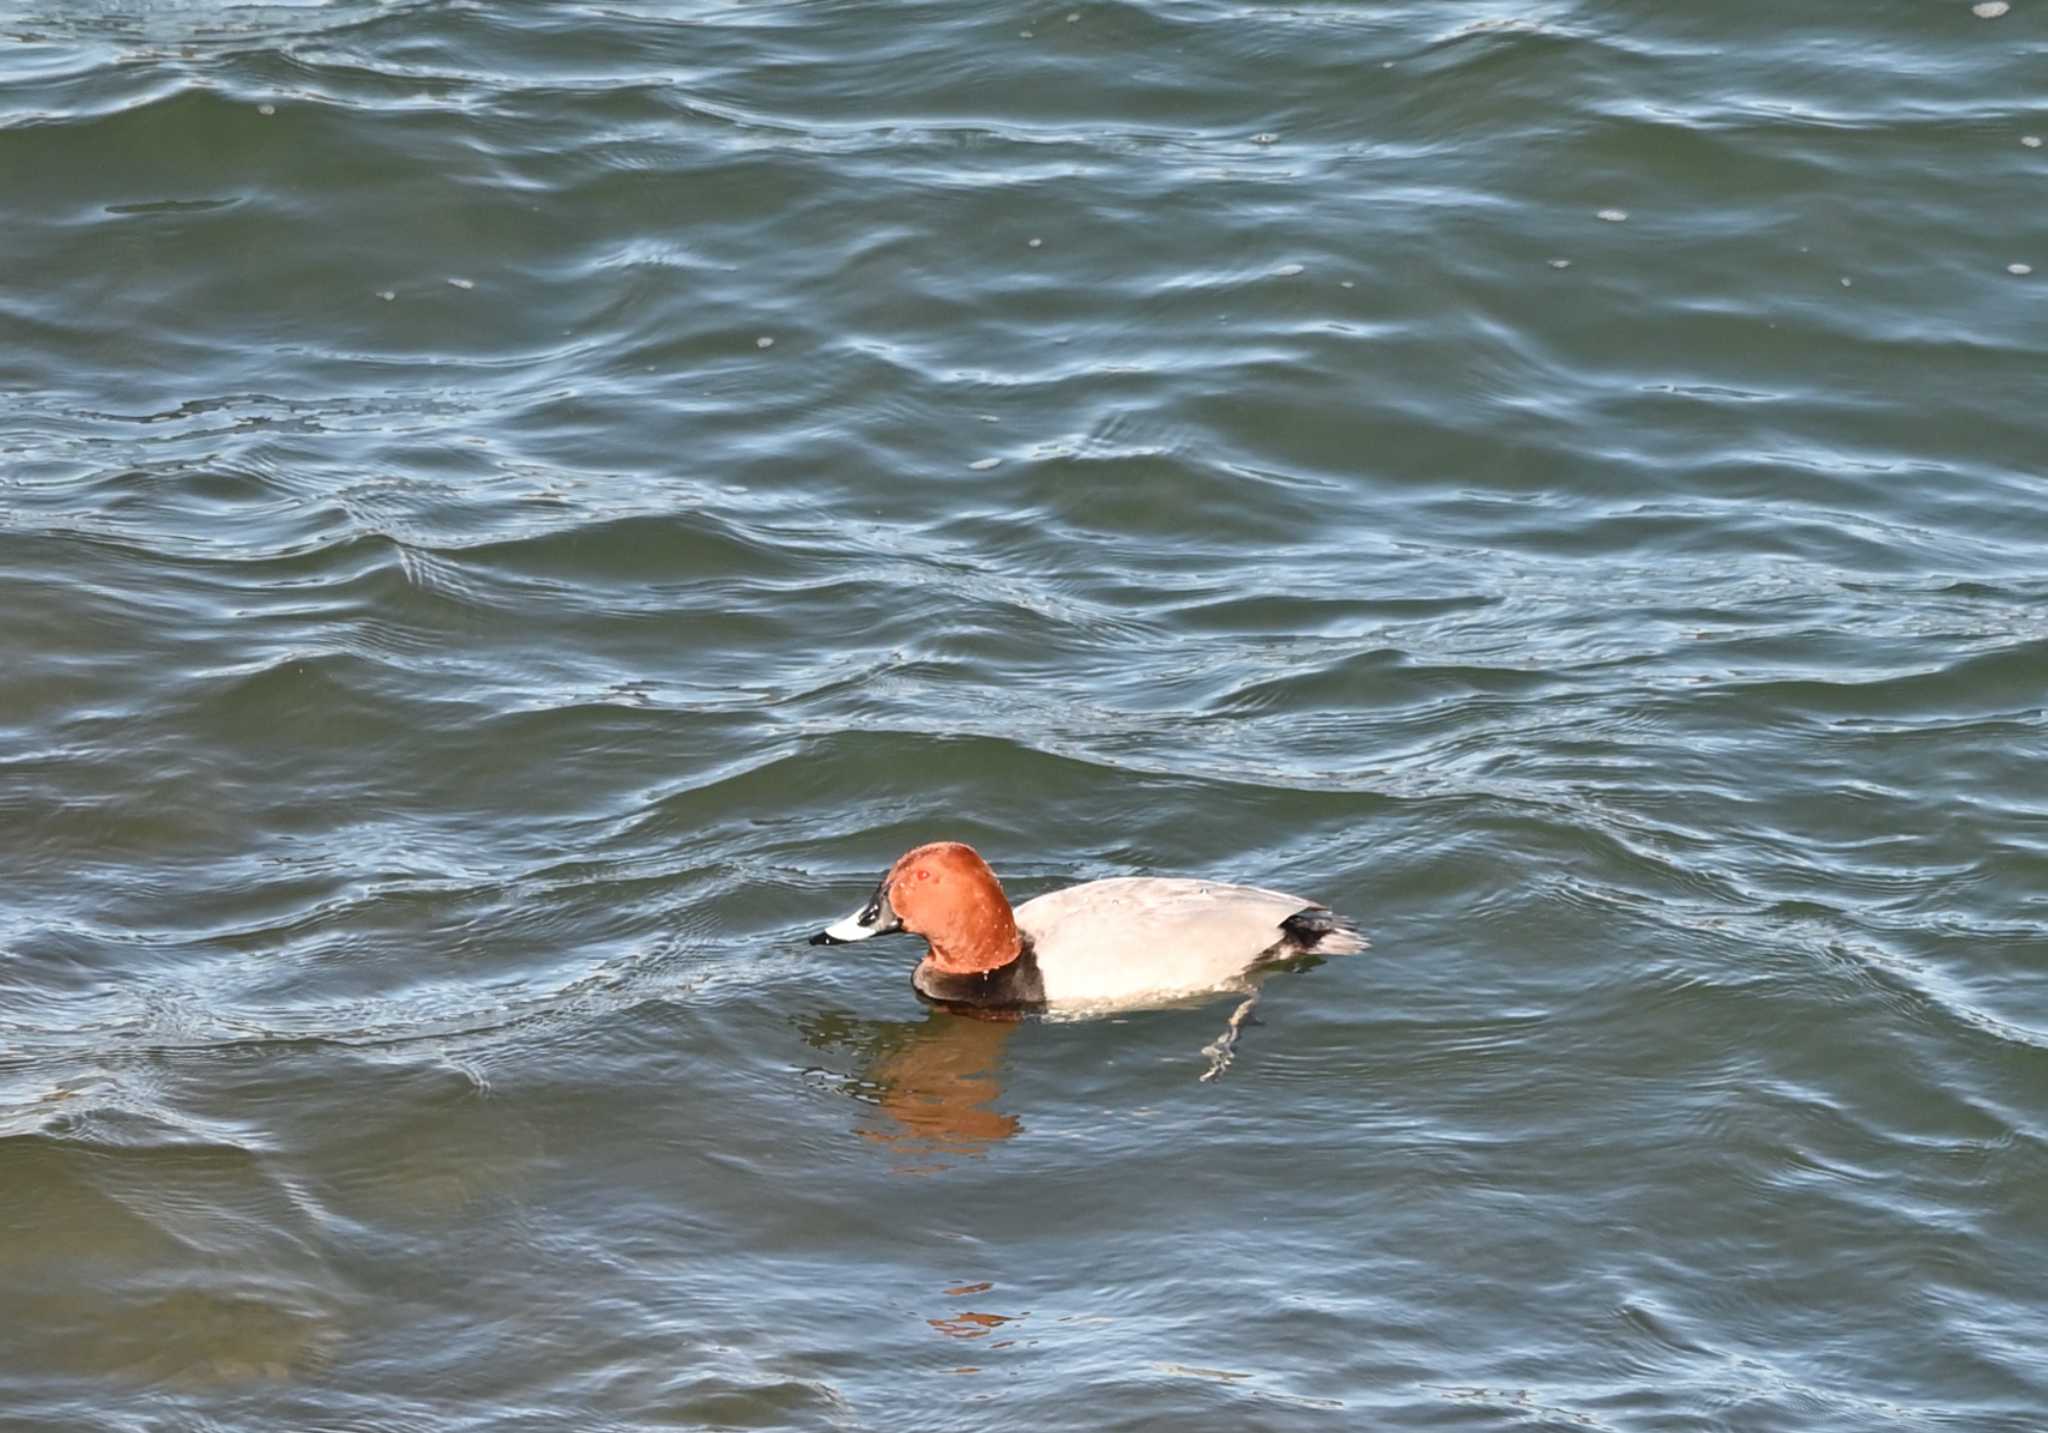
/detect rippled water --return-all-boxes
[4,1,2046,1427]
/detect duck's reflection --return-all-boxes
[796,1007,1020,1161]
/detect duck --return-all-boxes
[808,841,1366,1012]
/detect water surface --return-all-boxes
[3,1,2046,1428]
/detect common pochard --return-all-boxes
[809,841,1366,1012]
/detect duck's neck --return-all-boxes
[924,917,1023,975]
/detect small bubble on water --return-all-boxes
[2009,262,2034,275]
[1020,29,1034,37]
[1028,237,1043,248]
[376,290,395,302]
[1972,1,2009,16]
[1597,208,1628,222]
[1067,10,1079,19]
[1840,276,1853,287]
[755,335,775,348]
[447,276,474,290]
[969,457,1001,470]
[1340,280,1356,288]
[1381,60,1394,68]
[2024,135,2044,148]
[257,103,276,116]
[1548,258,1572,269]
[1273,263,1305,277]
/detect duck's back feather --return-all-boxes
[1014,876,1364,1007]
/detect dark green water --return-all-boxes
[4,1,2047,1427]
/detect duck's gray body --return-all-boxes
[1011,877,1367,1009]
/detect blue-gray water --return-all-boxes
[4,2,2046,1428]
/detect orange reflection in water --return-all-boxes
[929,1279,1026,1349]
[860,1012,1019,1155]
[927,1309,1016,1340]
[795,1006,1023,1167]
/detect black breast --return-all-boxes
[912,940,1047,1012]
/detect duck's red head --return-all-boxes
[809,841,1021,974]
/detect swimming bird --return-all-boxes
[808,841,1366,1013]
